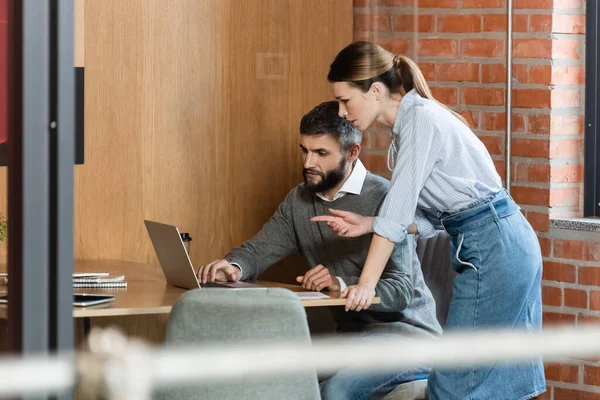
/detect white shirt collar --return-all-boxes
[316,159,367,202]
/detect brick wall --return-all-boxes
[352,0,598,398]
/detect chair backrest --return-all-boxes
[415,230,455,327]
[157,288,320,400]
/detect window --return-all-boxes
[585,0,600,217]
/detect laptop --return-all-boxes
[144,220,260,290]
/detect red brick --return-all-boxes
[549,139,581,159]
[419,63,435,80]
[481,64,506,83]
[393,15,435,33]
[578,314,600,325]
[354,0,380,6]
[461,0,504,7]
[458,110,478,129]
[552,89,580,108]
[552,65,585,85]
[514,0,552,8]
[554,387,600,400]
[511,138,549,158]
[462,88,504,106]
[539,237,551,257]
[514,162,528,181]
[551,115,584,135]
[528,211,549,231]
[430,86,458,106]
[511,186,549,206]
[482,14,527,32]
[512,114,526,132]
[542,285,562,306]
[538,389,551,400]
[418,39,458,57]
[543,261,576,283]
[544,362,579,384]
[564,288,587,308]
[550,187,581,207]
[376,37,412,55]
[553,39,580,60]
[481,112,524,132]
[529,115,551,134]
[513,38,552,59]
[354,12,391,32]
[462,39,504,57]
[418,0,458,7]
[551,164,583,183]
[383,0,414,5]
[590,291,600,311]
[438,15,481,33]
[553,14,586,34]
[529,15,553,32]
[360,153,389,175]
[436,63,479,82]
[512,64,528,83]
[584,242,600,262]
[543,311,576,325]
[371,131,391,150]
[478,135,503,155]
[555,240,585,260]
[354,31,377,42]
[528,164,550,183]
[528,65,552,85]
[584,365,600,386]
[493,160,506,180]
[512,89,551,108]
[554,0,585,10]
[362,132,372,148]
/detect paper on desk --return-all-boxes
[295,292,330,300]
[72,272,109,278]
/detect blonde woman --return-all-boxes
[313,41,545,400]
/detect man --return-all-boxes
[197,101,441,400]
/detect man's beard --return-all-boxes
[303,157,347,194]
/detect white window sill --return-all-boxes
[549,218,600,241]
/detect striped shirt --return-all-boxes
[373,89,502,243]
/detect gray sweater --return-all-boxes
[226,172,442,337]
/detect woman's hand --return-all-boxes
[311,209,373,238]
[341,283,376,312]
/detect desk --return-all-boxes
[0,260,380,348]
[0,260,380,318]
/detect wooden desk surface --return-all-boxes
[0,260,380,318]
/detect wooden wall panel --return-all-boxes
[75,0,353,279]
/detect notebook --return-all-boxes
[72,275,127,288]
[73,281,128,288]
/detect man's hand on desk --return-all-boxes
[197,259,242,284]
[296,264,340,292]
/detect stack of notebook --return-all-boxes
[72,273,127,288]
[1,272,128,288]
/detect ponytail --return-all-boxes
[393,55,468,126]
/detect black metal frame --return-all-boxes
[7,0,75,397]
[585,0,600,217]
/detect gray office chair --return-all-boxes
[384,230,455,400]
[156,288,320,400]
[416,230,455,327]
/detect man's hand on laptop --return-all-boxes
[296,264,340,292]
[197,259,241,284]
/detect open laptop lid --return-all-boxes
[144,220,200,290]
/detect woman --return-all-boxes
[314,41,545,399]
